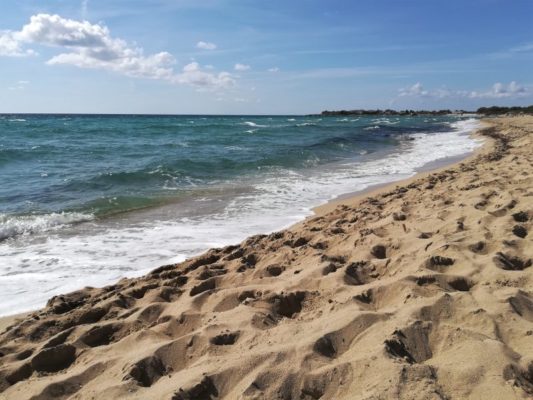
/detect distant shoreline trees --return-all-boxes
[319,109,466,116]
[317,105,533,116]
[476,105,533,115]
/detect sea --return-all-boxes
[0,114,482,316]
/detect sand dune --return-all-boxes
[0,116,532,399]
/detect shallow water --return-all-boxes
[0,114,482,315]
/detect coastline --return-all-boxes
[0,118,486,322]
[313,120,490,216]
[0,115,482,318]
[1,116,531,399]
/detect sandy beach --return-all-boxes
[0,115,531,399]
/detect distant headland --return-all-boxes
[317,109,470,116]
[317,105,533,116]
[476,105,533,115]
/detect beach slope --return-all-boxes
[0,116,532,399]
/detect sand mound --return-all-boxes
[0,116,532,399]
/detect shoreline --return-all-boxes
[314,150,481,216]
[0,116,482,318]
[314,121,490,216]
[0,119,486,322]
[1,115,531,399]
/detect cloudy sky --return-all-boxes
[1,0,532,114]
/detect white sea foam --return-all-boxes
[224,145,246,151]
[0,212,95,242]
[243,121,267,128]
[372,118,399,125]
[0,118,483,316]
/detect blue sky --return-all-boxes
[0,0,532,114]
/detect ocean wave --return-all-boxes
[8,118,26,122]
[372,118,399,125]
[224,145,246,151]
[364,125,380,130]
[88,166,189,187]
[0,147,48,163]
[0,115,483,316]
[296,122,317,127]
[243,121,267,128]
[449,118,480,133]
[0,212,94,242]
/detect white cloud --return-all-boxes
[196,41,216,50]
[234,63,250,71]
[0,14,234,89]
[19,14,111,48]
[398,82,429,97]
[398,81,528,100]
[400,82,456,99]
[0,31,35,56]
[18,14,175,80]
[268,67,280,72]
[8,80,30,91]
[469,81,527,99]
[47,49,176,80]
[510,43,533,53]
[172,61,234,88]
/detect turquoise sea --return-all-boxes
[0,114,481,315]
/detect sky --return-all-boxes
[0,0,532,114]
